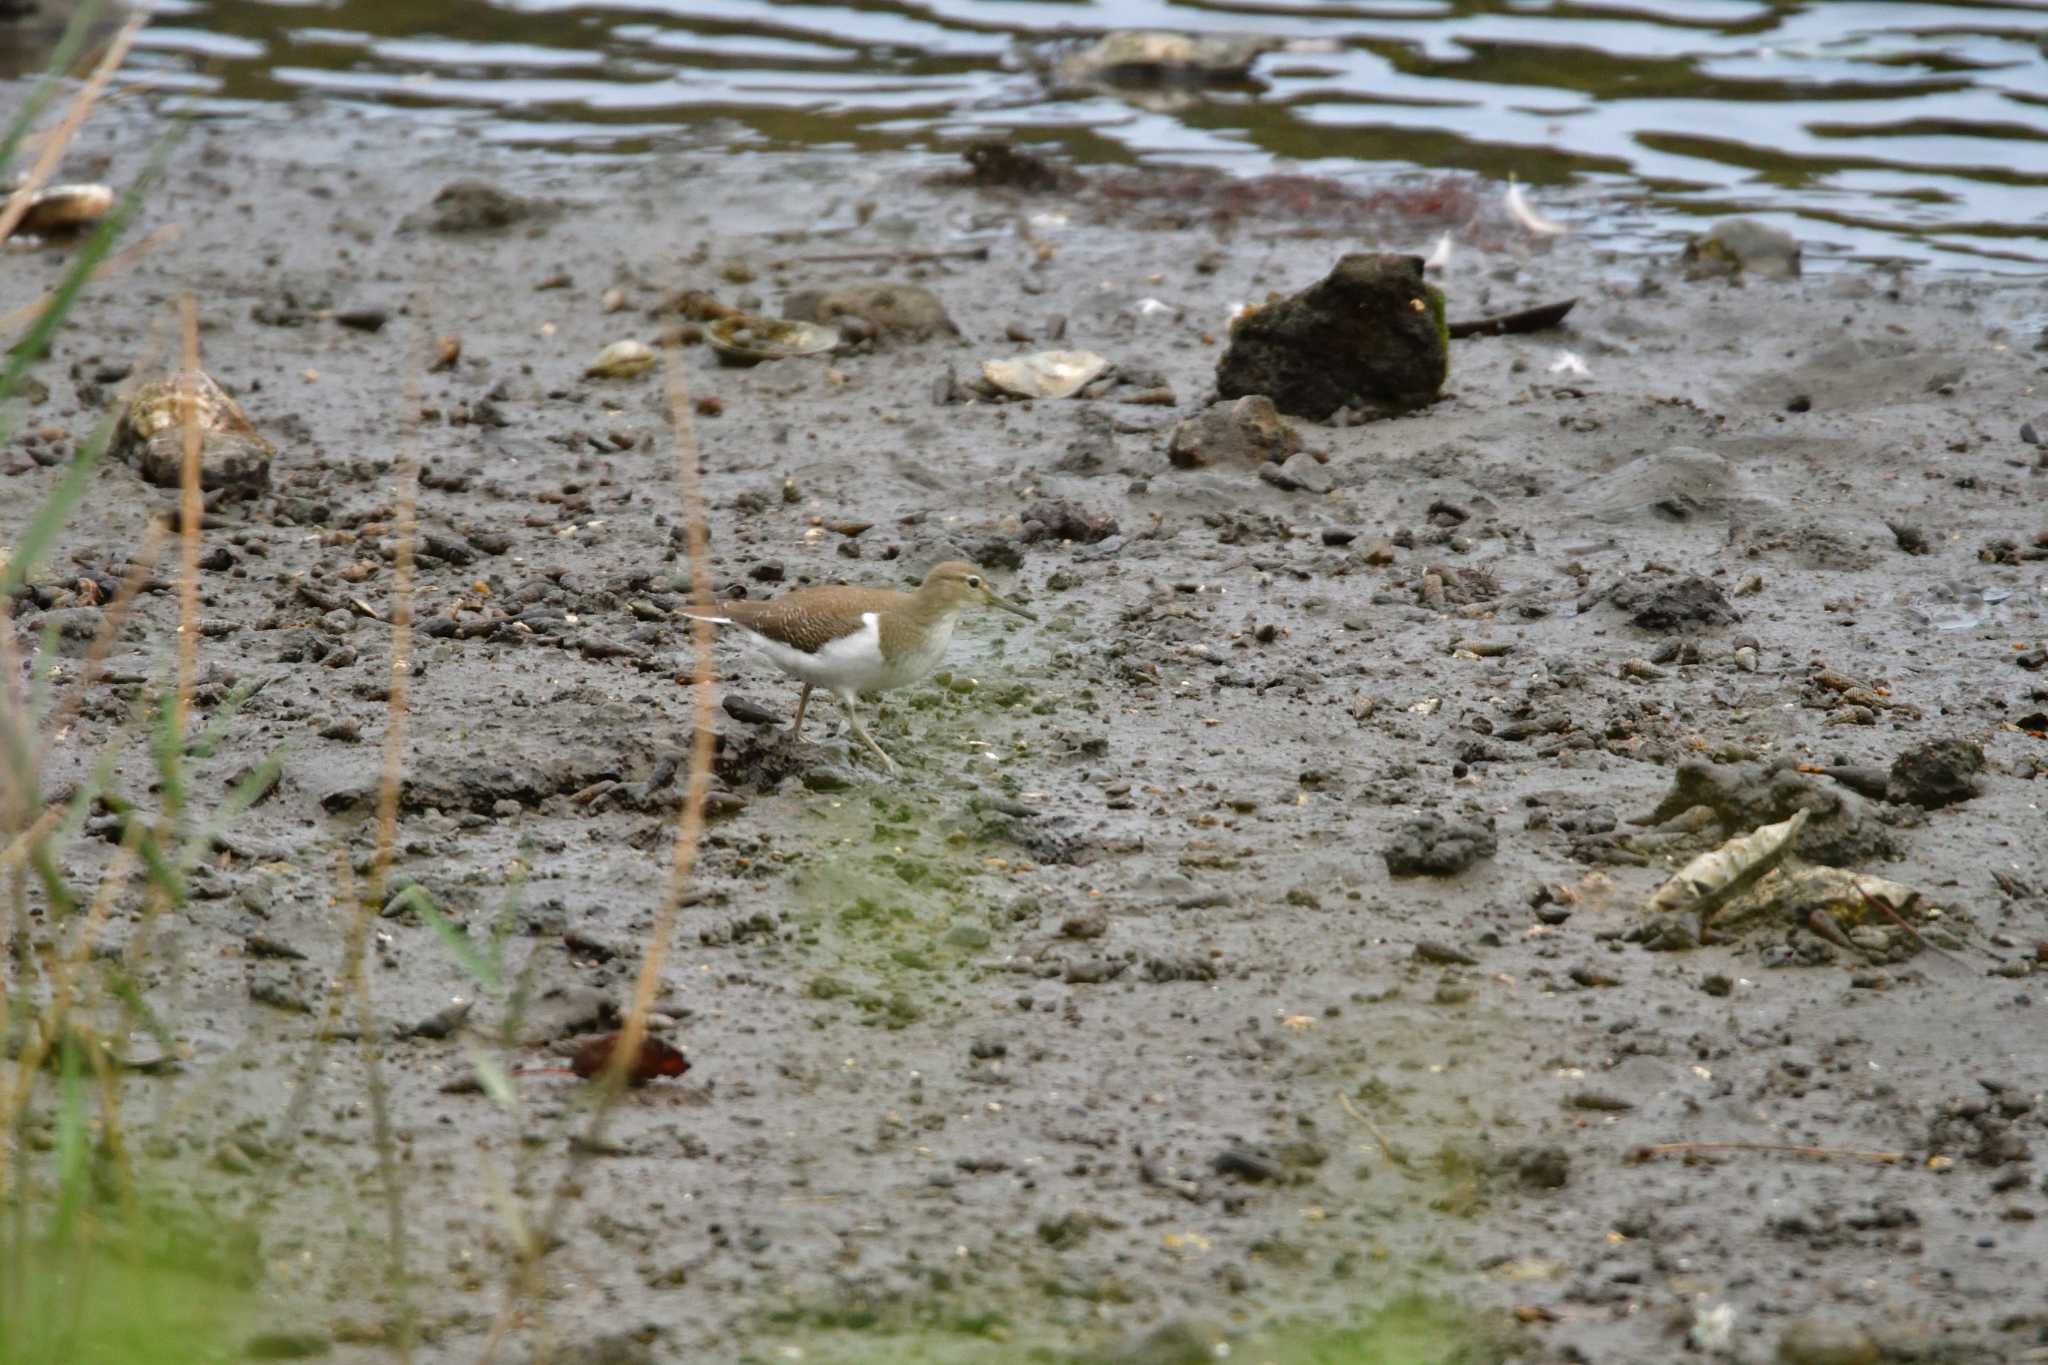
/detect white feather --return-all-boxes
[1506,176,1567,237]
[1422,230,1453,272]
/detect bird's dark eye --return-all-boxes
[967,576,982,588]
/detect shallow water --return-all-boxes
[118,0,2048,268]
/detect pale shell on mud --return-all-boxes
[584,339,656,379]
[981,349,1109,400]
[7,182,114,238]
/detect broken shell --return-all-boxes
[981,349,1109,400]
[584,339,655,379]
[7,182,114,239]
[1645,809,1808,921]
[706,315,839,367]
[124,369,268,448]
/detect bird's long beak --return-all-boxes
[986,589,1037,623]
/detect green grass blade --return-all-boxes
[101,967,176,1053]
[179,747,285,874]
[405,885,500,991]
[466,1047,520,1110]
[0,403,118,598]
[186,675,273,759]
[0,0,107,173]
[1,117,186,435]
[51,1036,90,1251]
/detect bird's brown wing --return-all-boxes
[714,586,909,654]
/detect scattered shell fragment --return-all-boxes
[430,335,462,371]
[584,339,655,379]
[5,182,113,239]
[981,349,1109,400]
[1645,809,1807,921]
[706,315,840,367]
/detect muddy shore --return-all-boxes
[6,97,2048,1363]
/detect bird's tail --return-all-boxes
[679,610,733,626]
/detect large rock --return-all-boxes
[1166,395,1299,468]
[782,282,956,341]
[1215,253,1447,421]
[117,369,275,494]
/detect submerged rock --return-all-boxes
[1216,253,1447,421]
[1682,217,1802,280]
[782,282,956,341]
[118,369,275,493]
[1166,394,1300,468]
[412,178,544,234]
[1044,30,1291,88]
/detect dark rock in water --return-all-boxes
[1383,813,1496,877]
[1603,573,1737,631]
[1216,253,1448,421]
[956,139,1068,192]
[416,179,542,233]
[782,282,957,341]
[1887,738,1983,809]
[1682,217,1802,280]
[1167,394,1300,468]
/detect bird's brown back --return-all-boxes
[716,584,913,654]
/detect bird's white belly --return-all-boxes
[744,613,954,696]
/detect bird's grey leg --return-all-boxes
[790,682,813,738]
[836,690,898,774]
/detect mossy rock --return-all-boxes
[1216,253,1448,421]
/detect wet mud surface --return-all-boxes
[7,102,2048,1362]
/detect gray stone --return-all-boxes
[783,282,956,340]
[1167,394,1299,468]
